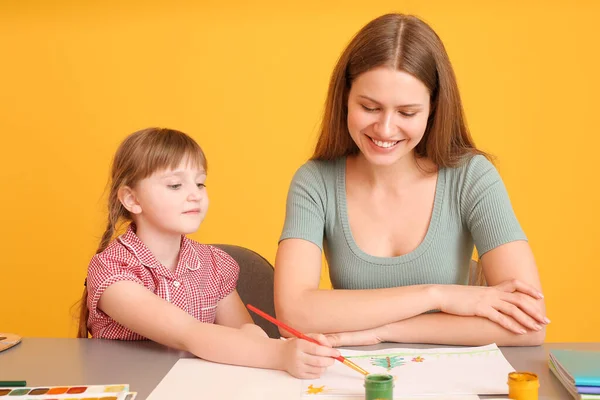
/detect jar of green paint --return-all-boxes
[364,373,394,400]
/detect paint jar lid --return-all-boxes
[508,371,540,389]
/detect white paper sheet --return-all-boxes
[146,346,509,400]
[146,358,301,400]
[146,357,480,400]
[301,344,513,398]
[306,397,479,400]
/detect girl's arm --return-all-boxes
[98,281,340,378]
[275,240,547,336]
[325,241,547,346]
[215,289,271,337]
[214,289,253,328]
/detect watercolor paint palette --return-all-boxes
[0,384,136,400]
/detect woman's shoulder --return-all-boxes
[442,153,513,216]
[449,153,494,171]
[298,157,345,181]
[444,153,498,183]
[288,157,342,195]
[294,158,341,179]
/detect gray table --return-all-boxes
[0,339,597,399]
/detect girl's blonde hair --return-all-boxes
[77,128,207,338]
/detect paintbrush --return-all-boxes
[247,304,370,376]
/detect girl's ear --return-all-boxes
[118,186,142,215]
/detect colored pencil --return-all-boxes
[246,304,370,376]
[0,381,26,387]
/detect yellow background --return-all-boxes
[0,1,598,341]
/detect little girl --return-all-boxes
[77,127,338,378]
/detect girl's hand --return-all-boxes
[281,334,340,379]
[326,326,387,347]
[437,280,549,334]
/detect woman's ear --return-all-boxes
[118,186,142,215]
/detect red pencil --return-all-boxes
[246,304,369,376]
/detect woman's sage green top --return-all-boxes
[280,155,526,289]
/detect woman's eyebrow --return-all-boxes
[358,95,422,108]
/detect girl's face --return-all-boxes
[347,66,431,167]
[131,159,209,236]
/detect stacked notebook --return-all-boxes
[549,349,600,400]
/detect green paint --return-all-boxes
[8,388,30,396]
[364,374,393,400]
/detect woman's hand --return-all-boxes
[281,334,340,379]
[436,280,549,334]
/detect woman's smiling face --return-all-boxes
[347,66,431,166]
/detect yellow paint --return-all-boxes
[306,385,326,395]
[508,372,540,400]
[412,356,425,363]
[0,1,598,341]
[104,386,126,393]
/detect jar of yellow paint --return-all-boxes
[364,373,394,400]
[508,371,539,400]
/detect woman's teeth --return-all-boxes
[370,137,400,148]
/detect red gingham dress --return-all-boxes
[86,224,239,340]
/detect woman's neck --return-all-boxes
[349,152,434,191]
[133,221,182,271]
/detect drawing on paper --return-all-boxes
[305,384,327,395]
[369,355,406,371]
[301,344,515,398]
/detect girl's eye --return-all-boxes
[168,184,182,190]
[400,111,417,117]
[361,105,379,112]
[197,183,206,189]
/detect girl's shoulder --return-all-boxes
[186,239,239,271]
[91,237,139,269]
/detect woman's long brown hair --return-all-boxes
[313,13,487,166]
